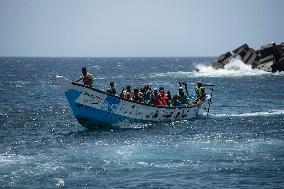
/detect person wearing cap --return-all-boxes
[76,67,94,87]
[173,87,188,106]
[106,81,117,95]
[195,81,206,102]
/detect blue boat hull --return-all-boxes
[58,77,211,129]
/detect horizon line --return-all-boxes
[0,56,216,58]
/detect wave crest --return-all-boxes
[193,57,269,78]
[149,57,272,79]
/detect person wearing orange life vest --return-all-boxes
[76,67,94,87]
[158,87,168,107]
[152,88,163,106]
[120,85,133,100]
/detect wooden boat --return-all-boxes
[57,76,212,128]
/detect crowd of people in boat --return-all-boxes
[76,67,206,107]
[107,82,206,107]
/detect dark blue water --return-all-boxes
[0,57,283,188]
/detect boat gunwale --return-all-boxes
[71,82,203,110]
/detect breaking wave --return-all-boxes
[193,57,269,77]
[150,57,271,79]
[193,58,270,77]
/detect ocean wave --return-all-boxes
[150,57,272,79]
[193,57,269,78]
[149,71,193,79]
[0,153,32,166]
[208,109,284,118]
[54,178,65,187]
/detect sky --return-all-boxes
[0,0,284,57]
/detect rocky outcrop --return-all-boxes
[209,42,284,72]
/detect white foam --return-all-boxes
[0,153,32,166]
[55,178,65,187]
[150,57,271,79]
[209,109,284,118]
[193,57,269,78]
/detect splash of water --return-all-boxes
[193,57,269,78]
[149,57,270,79]
[55,178,65,187]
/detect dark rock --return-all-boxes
[244,48,259,66]
[242,48,253,63]
[280,42,284,52]
[259,43,282,61]
[210,51,232,69]
[232,44,250,54]
[224,54,237,64]
[235,48,248,59]
[259,54,275,65]
[272,57,284,72]
[208,41,284,72]
[256,61,273,72]
[249,53,259,68]
[210,61,224,69]
[217,52,232,63]
[254,55,275,72]
[277,43,284,57]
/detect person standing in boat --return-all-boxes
[143,84,153,104]
[195,81,206,102]
[106,81,117,95]
[173,87,188,106]
[76,67,94,87]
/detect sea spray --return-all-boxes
[149,57,269,79]
[193,57,269,78]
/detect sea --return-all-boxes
[0,57,283,188]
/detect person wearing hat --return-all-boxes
[76,67,94,87]
[173,87,188,106]
[195,81,206,102]
[106,81,117,96]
